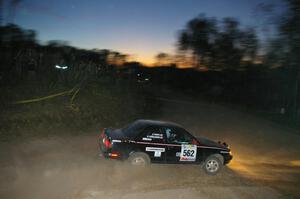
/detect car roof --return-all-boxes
[133,119,183,128]
[122,119,184,138]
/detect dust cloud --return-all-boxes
[1,99,300,198]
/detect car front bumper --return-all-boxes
[224,154,233,165]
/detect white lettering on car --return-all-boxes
[147,133,163,139]
[146,147,165,157]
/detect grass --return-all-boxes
[0,79,162,142]
[2,77,298,142]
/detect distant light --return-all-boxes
[55,65,68,70]
[145,78,149,81]
[137,73,141,76]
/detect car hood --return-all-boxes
[196,136,227,149]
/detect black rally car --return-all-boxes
[98,120,232,174]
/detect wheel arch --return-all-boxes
[212,153,224,165]
[204,151,225,165]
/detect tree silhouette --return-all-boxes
[155,52,173,66]
[0,23,131,85]
[108,51,128,66]
[178,15,258,70]
[279,0,300,119]
[178,15,217,68]
[212,18,258,70]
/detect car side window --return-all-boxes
[138,126,165,143]
[166,127,193,144]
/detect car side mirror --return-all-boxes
[191,139,199,145]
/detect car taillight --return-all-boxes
[104,137,112,148]
[109,152,119,158]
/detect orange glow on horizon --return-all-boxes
[129,54,195,68]
[108,38,175,67]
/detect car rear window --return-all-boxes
[122,121,147,138]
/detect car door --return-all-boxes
[165,127,199,164]
[135,126,167,163]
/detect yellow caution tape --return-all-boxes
[14,87,77,104]
[70,88,80,105]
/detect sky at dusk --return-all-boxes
[7,0,286,65]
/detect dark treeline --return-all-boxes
[150,0,300,123]
[0,23,130,87]
[0,0,299,126]
[141,66,290,115]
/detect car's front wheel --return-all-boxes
[203,155,223,175]
[128,152,150,166]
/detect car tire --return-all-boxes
[128,152,150,166]
[203,154,223,175]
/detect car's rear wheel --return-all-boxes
[128,152,150,166]
[203,154,223,175]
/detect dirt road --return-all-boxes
[1,99,300,199]
[158,98,300,196]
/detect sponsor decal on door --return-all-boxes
[180,144,197,161]
[146,147,165,157]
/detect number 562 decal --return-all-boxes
[180,144,197,161]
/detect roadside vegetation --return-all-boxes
[0,79,161,141]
